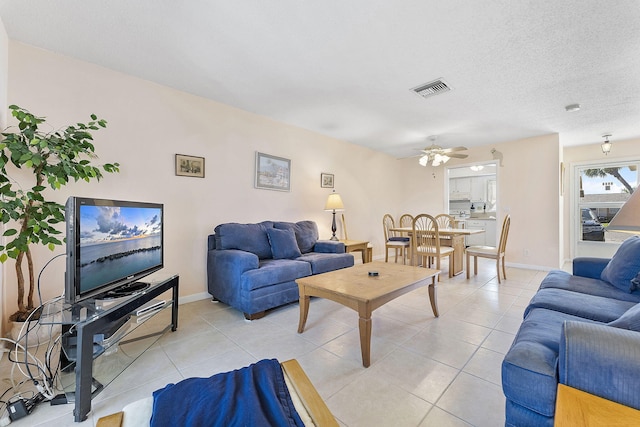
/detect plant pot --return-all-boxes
[11,320,61,348]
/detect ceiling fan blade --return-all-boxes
[442,146,468,153]
[397,153,426,159]
[448,153,469,159]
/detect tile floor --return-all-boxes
[2,261,552,427]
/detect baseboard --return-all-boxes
[505,261,553,272]
[178,292,211,305]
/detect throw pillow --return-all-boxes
[266,228,302,260]
[215,221,274,259]
[608,304,640,332]
[601,236,640,293]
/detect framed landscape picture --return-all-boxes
[321,173,334,188]
[175,154,205,178]
[255,152,291,191]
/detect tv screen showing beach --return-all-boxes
[79,204,162,293]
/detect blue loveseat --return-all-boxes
[502,236,640,426]
[207,220,354,319]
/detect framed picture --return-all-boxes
[321,173,334,188]
[175,154,205,178]
[255,152,291,191]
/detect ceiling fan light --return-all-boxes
[601,134,612,155]
[419,155,429,166]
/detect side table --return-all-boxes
[340,239,372,263]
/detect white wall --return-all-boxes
[2,42,408,327]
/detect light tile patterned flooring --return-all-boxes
[4,261,551,427]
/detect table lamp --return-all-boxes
[607,188,640,233]
[324,191,344,241]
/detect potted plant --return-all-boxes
[0,105,119,323]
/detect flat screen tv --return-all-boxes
[65,197,164,304]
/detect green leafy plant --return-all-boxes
[0,105,119,321]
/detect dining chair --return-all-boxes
[466,214,511,283]
[435,213,455,245]
[399,214,414,228]
[412,214,454,279]
[397,214,413,264]
[382,214,410,264]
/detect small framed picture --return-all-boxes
[321,173,334,188]
[175,154,205,178]
[255,152,291,191]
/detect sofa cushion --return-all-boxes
[608,303,640,331]
[601,236,640,293]
[274,221,319,253]
[502,308,598,418]
[241,259,311,291]
[215,221,274,259]
[539,270,640,303]
[266,228,302,259]
[525,288,636,323]
[296,252,354,275]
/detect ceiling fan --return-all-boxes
[415,136,468,167]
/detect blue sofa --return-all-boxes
[502,236,640,426]
[207,220,354,319]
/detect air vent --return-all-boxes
[411,79,451,99]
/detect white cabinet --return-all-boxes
[470,177,487,202]
[450,178,471,200]
[465,219,497,246]
[465,220,486,246]
[484,219,497,246]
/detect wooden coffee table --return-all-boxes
[296,262,440,367]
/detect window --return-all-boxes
[577,161,638,244]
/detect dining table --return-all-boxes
[389,226,484,275]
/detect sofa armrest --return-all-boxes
[559,321,640,410]
[313,240,345,254]
[207,249,259,302]
[572,257,610,279]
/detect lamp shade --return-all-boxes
[607,189,640,233]
[324,193,344,211]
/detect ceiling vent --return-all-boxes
[411,79,451,99]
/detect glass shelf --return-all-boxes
[41,274,179,422]
[58,301,173,400]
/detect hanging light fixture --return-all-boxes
[601,134,612,155]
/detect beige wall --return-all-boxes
[563,137,640,260]
[0,17,8,335]
[2,42,409,325]
[399,134,562,270]
[2,40,568,327]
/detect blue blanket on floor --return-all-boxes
[150,359,304,427]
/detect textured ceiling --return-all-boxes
[1,1,640,158]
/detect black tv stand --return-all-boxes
[102,281,150,299]
[46,275,179,422]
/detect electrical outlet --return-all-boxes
[523,249,530,257]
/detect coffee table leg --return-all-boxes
[298,294,310,333]
[358,307,372,367]
[428,276,439,317]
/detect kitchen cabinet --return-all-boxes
[450,177,471,200]
[470,177,487,202]
[465,219,497,246]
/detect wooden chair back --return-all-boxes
[498,215,511,254]
[411,214,440,266]
[434,213,455,230]
[382,213,395,241]
[399,214,414,228]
